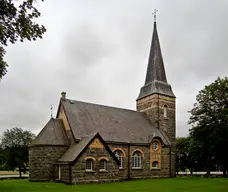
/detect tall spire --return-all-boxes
[137,18,175,100]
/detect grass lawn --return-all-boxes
[0,177,228,192]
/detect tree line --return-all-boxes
[176,77,228,177]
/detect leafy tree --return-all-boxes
[0,146,6,167]
[176,136,200,175]
[1,127,35,177]
[189,77,228,176]
[0,0,46,80]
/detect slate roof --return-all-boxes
[57,132,121,165]
[59,98,170,145]
[57,132,96,164]
[137,21,175,99]
[30,118,69,146]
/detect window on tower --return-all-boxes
[164,105,168,118]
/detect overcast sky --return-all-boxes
[1,0,228,138]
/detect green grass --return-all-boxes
[0,178,228,192]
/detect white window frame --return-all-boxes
[132,152,142,169]
[114,150,123,168]
[85,159,93,171]
[99,159,107,171]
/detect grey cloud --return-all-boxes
[63,24,112,68]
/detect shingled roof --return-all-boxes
[30,118,69,146]
[137,21,175,100]
[57,132,121,165]
[57,133,96,164]
[59,98,170,145]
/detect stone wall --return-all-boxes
[29,141,171,183]
[108,143,171,179]
[129,145,170,179]
[70,147,119,184]
[59,164,70,183]
[29,145,68,181]
[108,143,129,179]
[57,143,171,184]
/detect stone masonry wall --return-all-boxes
[59,164,70,183]
[129,145,170,179]
[108,143,129,179]
[108,143,171,179]
[29,146,68,181]
[71,147,119,184]
[68,143,170,184]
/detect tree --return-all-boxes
[189,77,228,177]
[0,0,46,80]
[176,136,200,175]
[0,146,6,166]
[0,127,35,177]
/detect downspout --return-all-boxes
[127,143,130,180]
[169,147,172,177]
[69,164,72,184]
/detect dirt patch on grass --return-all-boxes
[0,171,26,175]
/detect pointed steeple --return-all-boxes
[137,21,175,100]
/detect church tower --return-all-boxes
[136,19,176,176]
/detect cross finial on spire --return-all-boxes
[50,105,53,118]
[152,9,158,22]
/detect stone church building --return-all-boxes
[29,20,176,184]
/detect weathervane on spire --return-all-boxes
[152,9,158,22]
[50,105,53,118]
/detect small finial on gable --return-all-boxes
[61,91,66,100]
[50,105,53,118]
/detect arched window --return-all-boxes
[99,159,107,171]
[152,161,159,168]
[164,105,168,118]
[132,151,142,168]
[85,159,94,171]
[114,150,123,168]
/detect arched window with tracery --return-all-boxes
[132,151,142,168]
[85,159,94,171]
[164,105,168,118]
[114,150,123,168]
